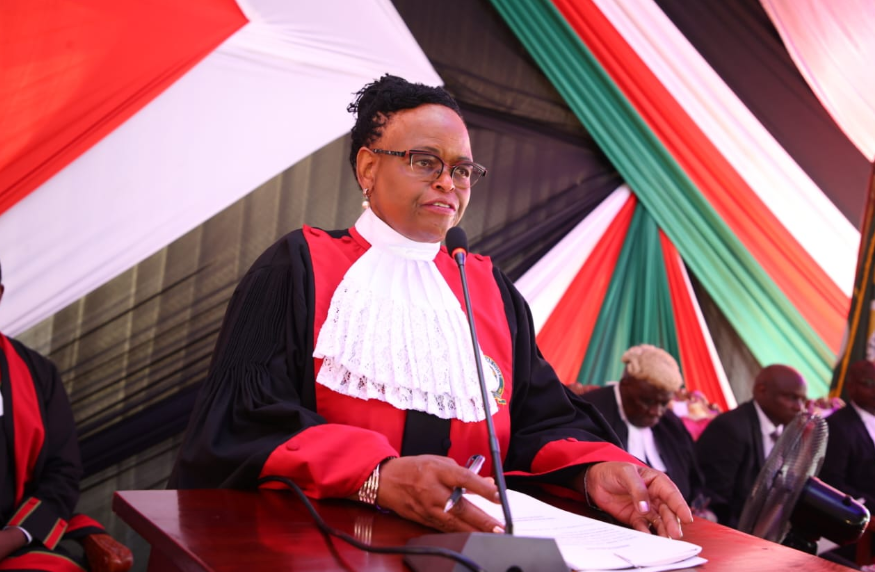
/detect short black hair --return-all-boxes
[347,74,462,176]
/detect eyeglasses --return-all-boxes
[370,149,487,189]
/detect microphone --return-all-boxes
[405,226,566,572]
[444,226,514,535]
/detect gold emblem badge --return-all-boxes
[484,355,506,405]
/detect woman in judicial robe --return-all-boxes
[170,75,691,537]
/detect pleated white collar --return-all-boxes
[313,208,497,422]
[354,206,440,260]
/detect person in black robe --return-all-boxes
[579,345,706,506]
[171,74,692,538]
[0,262,113,571]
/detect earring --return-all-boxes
[362,188,370,209]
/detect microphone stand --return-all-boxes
[452,245,514,536]
[404,228,566,572]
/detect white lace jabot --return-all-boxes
[313,208,498,422]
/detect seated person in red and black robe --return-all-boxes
[0,264,112,571]
[170,74,692,538]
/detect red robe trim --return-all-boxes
[0,552,85,572]
[65,514,104,535]
[7,497,40,527]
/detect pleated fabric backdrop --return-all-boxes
[492,0,872,401]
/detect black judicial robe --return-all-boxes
[1,334,89,571]
[580,385,705,503]
[170,226,638,498]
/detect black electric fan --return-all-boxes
[738,411,870,553]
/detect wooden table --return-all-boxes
[113,489,856,571]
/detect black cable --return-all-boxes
[257,475,486,572]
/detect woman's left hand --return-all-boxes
[579,461,693,539]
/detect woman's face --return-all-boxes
[357,104,473,243]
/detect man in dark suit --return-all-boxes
[580,345,704,505]
[820,359,875,560]
[695,364,807,528]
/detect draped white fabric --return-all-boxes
[593,0,858,295]
[515,186,630,334]
[0,0,441,335]
[761,0,875,162]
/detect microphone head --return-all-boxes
[445,226,468,258]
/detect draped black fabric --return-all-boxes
[655,0,869,225]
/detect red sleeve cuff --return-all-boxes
[5,497,68,550]
[506,438,644,480]
[259,424,399,499]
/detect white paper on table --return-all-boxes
[465,490,706,571]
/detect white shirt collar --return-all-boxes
[613,382,628,423]
[613,382,666,471]
[753,400,780,435]
[753,400,781,458]
[354,207,440,260]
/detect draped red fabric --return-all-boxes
[550,0,848,352]
[0,0,248,216]
[659,232,731,411]
[536,194,637,384]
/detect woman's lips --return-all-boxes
[423,200,456,213]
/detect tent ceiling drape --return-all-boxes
[3,0,873,554]
[0,0,442,335]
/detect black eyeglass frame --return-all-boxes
[370,148,487,189]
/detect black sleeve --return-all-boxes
[169,230,324,489]
[659,411,705,504]
[820,412,875,508]
[8,342,82,547]
[491,269,626,477]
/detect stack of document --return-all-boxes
[466,490,706,572]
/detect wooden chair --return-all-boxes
[63,515,134,572]
[83,533,134,572]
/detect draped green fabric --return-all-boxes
[576,205,680,385]
[491,0,832,393]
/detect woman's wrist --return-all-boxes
[357,456,397,508]
[572,464,600,509]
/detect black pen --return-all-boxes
[443,454,486,512]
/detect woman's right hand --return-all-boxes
[377,455,504,533]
